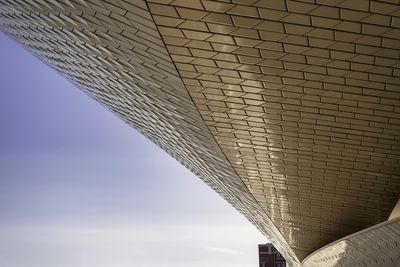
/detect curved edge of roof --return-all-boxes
[0,0,301,266]
[302,217,400,267]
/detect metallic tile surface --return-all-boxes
[0,0,299,266]
[1,0,400,265]
[303,217,400,267]
[147,0,400,261]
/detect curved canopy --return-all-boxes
[1,0,399,265]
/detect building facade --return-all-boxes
[259,243,286,267]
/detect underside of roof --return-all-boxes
[1,0,399,265]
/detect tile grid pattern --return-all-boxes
[147,0,400,260]
[303,217,400,266]
[0,0,299,266]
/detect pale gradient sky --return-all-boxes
[0,33,267,267]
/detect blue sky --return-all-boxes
[0,33,266,267]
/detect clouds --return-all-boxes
[204,246,245,256]
[0,223,263,267]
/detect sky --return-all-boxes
[0,32,266,267]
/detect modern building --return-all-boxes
[1,0,399,266]
[259,243,286,267]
